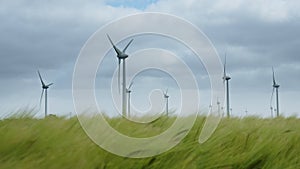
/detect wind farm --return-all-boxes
[1,2,300,167]
[26,35,292,136]
[32,36,291,133]
[1,33,299,169]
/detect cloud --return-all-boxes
[0,0,299,117]
[0,0,140,78]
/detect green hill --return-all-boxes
[0,114,299,169]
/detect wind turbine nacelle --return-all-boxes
[273,84,280,88]
[43,86,49,89]
[118,53,128,59]
[223,76,231,80]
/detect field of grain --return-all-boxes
[0,113,299,169]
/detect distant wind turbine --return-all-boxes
[163,89,169,116]
[270,106,274,118]
[217,98,221,115]
[107,34,134,117]
[223,53,231,118]
[126,82,133,118]
[270,67,280,117]
[38,70,53,118]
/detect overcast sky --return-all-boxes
[0,0,299,118]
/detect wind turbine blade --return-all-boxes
[37,70,45,86]
[128,81,133,89]
[165,88,168,95]
[123,39,134,53]
[107,34,122,55]
[223,53,227,83]
[46,83,54,87]
[224,52,227,70]
[107,34,114,46]
[272,67,276,85]
[39,89,44,110]
[118,58,121,93]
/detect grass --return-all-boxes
[0,113,299,169]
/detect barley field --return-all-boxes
[0,112,299,169]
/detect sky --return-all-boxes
[0,0,300,118]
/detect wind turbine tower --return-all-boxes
[164,89,169,116]
[271,67,280,117]
[223,54,231,118]
[107,34,134,117]
[38,70,53,118]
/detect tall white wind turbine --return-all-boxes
[270,67,280,117]
[163,89,169,116]
[38,70,53,118]
[222,53,231,118]
[126,82,133,118]
[107,34,134,117]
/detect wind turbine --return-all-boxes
[38,70,53,118]
[163,89,169,116]
[222,53,231,118]
[270,106,274,118]
[107,34,134,117]
[217,98,221,115]
[126,82,133,118]
[270,67,280,117]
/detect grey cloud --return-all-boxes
[1,0,299,116]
